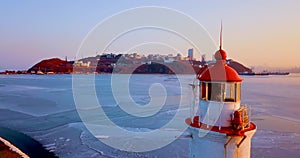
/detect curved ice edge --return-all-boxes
[95,135,110,139]
[79,131,105,156]
[30,122,184,157]
[4,108,76,117]
[76,104,118,110]
[0,137,30,158]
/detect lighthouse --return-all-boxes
[186,26,256,158]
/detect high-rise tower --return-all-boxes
[188,48,194,60]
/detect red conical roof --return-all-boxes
[197,49,242,82]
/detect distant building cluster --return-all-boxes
[74,49,202,69]
[70,49,204,74]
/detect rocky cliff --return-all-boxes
[27,58,73,74]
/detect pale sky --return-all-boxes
[0,0,299,70]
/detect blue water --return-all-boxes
[0,74,299,157]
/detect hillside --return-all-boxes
[227,59,253,74]
[27,58,73,74]
[26,56,253,75]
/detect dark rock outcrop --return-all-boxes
[227,59,253,74]
[27,58,73,74]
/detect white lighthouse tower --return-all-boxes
[186,26,256,158]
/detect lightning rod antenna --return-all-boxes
[220,20,223,50]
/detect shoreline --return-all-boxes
[0,127,57,158]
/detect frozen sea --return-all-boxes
[0,74,299,157]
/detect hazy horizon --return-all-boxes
[1,1,300,70]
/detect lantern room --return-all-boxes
[198,49,242,103]
[194,48,244,127]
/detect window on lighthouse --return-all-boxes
[223,82,241,102]
[208,83,222,101]
[224,83,235,102]
[235,83,241,102]
[200,82,222,101]
[200,82,241,102]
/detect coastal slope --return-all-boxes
[26,57,253,75]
